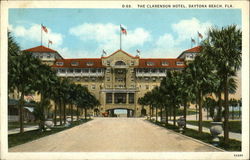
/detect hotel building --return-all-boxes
[20,45,203,117]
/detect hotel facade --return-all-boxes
[21,45,201,117]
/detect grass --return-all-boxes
[186,120,242,133]
[8,122,38,130]
[8,119,91,148]
[151,120,241,151]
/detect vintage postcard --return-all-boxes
[0,0,249,159]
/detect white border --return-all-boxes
[1,1,249,160]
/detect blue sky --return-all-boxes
[9,9,241,58]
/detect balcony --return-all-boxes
[57,72,104,77]
[135,72,166,77]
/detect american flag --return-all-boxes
[41,24,48,33]
[198,32,203,39]
[120,25,127,35]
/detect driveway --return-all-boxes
[9,118,222,152]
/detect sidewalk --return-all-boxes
[167,120,241,141]
[8,125,39,135]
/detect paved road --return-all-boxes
[9,118,222,152]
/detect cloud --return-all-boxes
[172,17,212,42]
[9,24,63,47]
[142,18,212,58]
[69,23,151,53]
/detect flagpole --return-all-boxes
[120,24,122,50]
[197,31,199,46]
[191,38,192,48]
[41,24,43,46]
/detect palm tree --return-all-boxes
[8,48,42,133]
[202,25,242,143]
[185,54,217,133]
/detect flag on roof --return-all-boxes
[198,32,203,39]
[48,40,53,44]
[120,25,127,35]
[41,24,48,33]
[191,38,196,43]
[103,49,107,55]
[136,49,140,53]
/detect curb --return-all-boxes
[147,120,225,152]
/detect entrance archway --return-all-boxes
[106,108,134,117]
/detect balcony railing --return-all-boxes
[135,72,166,77]
[57,72,104,77]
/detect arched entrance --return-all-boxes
[141,108,147,117]
[106,108,135,117]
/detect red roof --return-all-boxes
[137,58,186,68]
[177,46,202,59]
[183,46,202,53]
[51,58,104,68]
[23,45,58,53]
[102,49,138,59]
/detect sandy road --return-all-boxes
[9,118,221,152]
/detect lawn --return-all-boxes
[153,120,241,151]
[8,119,91,148]
[186,120,242,133]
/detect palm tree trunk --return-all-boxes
[71,104,73,122]
[224,76,229,144]
[160,106,163,123]
[165,106,168,125]
[76,105,79,121]
[173,104,176,126]
[184,101,187,129]
[19,91,24,133]
[198,91,203,133]
[63,102,66,124]
[59,99,62,125]
[217,92,222,121]
[84,108,87,120]
[169,107,171,120]
[54,101,57,125]
[156,105,158,122]
[149,105,152,120]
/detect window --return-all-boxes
[151,69,156,73]
[159,69,165,73]
[131,61,134,66]
[47,54,51,59]
[131,68,134,73]
[91,85,96,90]
[115,61,126,66]
[71,62,79,66]
[60,69,66,73]
[106,68,111,73]
[145,77,149,81]
[161,61,169,66]
[114,93,126,104]
[75,69,81,73]
[106,93,112,104]
[83,69,89,73]
[39,55,43,59]
[107,77,110,81]
[146,85,149,89]
[86,62,94,66]
[68,69,74,73]
[56,62,64,66]
[129,93,135,104]
[176,61,184,66]
[107,61,110,66]
[91,69,96,73]
[146,62,154,66]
